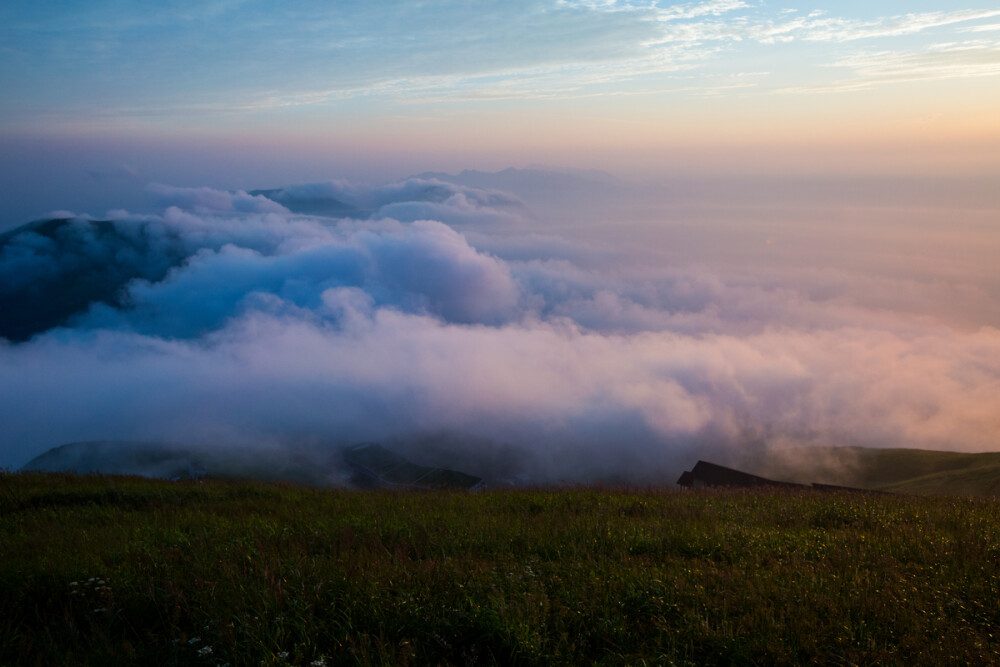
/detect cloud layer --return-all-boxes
[2,173,999,481]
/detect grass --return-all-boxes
[741,446,1000,497]
[2,472,1000,665]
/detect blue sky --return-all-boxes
[4,1,1000,130]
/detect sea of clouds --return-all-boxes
[2,172,998,481]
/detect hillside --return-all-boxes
[0,217,186,341]
[20,440,485,491]
[740,446,1000,497]
[22,441,1000,497]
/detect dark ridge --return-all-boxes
[248,188,365,218]
[0,217,74,244]
[343,442,483,490]
[20,441,210,480]
[0,217,187,342]
[676,460,883,494]
[19,440,348,487]
[20,440,484,490]
[676,460,807,490]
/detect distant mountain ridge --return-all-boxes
[19,441,1000,496]
[20,440,344,486]
[409,167,617,197]
[0,217,188,342]
[247,188,364,218]
[20,440,484,490]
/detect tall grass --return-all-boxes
[2,472,998,665]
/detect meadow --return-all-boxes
[2,472,999,666]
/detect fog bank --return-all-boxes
[2,169,998,480]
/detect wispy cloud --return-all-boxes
[656,0,751,21]
[961,22,1000,33]
[780,40,1000,93]
[789,9,1000,43]
[655,7,1000,45]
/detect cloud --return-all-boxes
[963,23,1000,33]
[2,173,999,481]
[780,40,1000,93]
[256,178,527,227]
[656,0,749,21]
[3,291,999,481]
[662,8,1000,45]
[793,9,1000,43]
[146,183,289,214]
[75,216,520,337]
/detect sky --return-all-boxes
[3,1,1000,223]
[1,2,999,479]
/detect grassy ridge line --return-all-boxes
[743,447,1000,496]
[2,473,1000,666]
[881,464,1000,496]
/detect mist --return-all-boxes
[2,167,998,481]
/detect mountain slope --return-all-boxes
[0,217,186,341]
[741,446,1000,496]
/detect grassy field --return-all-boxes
[2,473,999,666]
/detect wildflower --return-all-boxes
[197,646,213,657]
[310,658,326,666]
[277,652,289,659]
[189,637,201,644]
